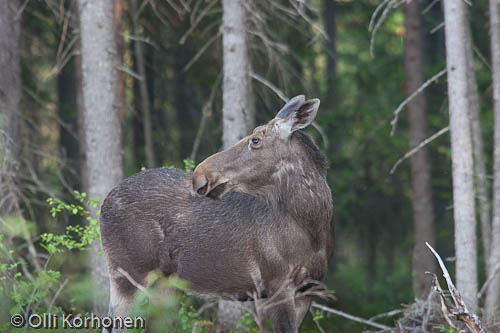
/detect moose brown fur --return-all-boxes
[100,95,334,332]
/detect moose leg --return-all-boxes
[294,296,312,329]
[106,269,145,333]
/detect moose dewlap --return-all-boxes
[100,95,334,333]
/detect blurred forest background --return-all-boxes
[1,0,500,332]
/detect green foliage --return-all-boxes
[9,270,61,315]
[434,325,456,333]
[236,312,259,333]
[183,158,196,172]
[41,191,101,254]
[0,191,101,330]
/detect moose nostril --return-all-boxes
[193,171,209,196]
[197,182,208,196]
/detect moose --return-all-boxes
[100,95,334,332]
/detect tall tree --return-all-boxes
[464,6,490,278]
[218,0,254,327]
[222,0,253,150]
[443,0,478,311]
[485,0,500,319]
[403,0,436,300]
[77,0,123,315]
[0,0,22,216]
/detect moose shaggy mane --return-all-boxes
[292,130,328,174]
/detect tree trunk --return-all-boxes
[443,0,478,311]
[0,0,22,216]
[485,0,500,320]
[131,0,155,168]
[222,0,253,150]
[77,0,123,316]
[218,0,254,327]
[464,7,491,278]
[403,0,436,300]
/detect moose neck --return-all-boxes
[272,159,332,225]
[258,131,333,233]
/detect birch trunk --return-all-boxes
[485,0,500,319]
[77,0,123,315]
[219,0,254,327]
[464,8,491,277]
[222,0,253,149]
[443,0,478,311]
[0,0,22,216]
[403,0,436,299]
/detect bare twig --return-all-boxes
[369,308,405,321]
[390,126,449,174]
[473,45,491,71]
[48,278,68,312]
[190,73,221,161]
[179,0,218,44]
[422,0,440,14]
[390,68,447,135]
[182,27,222,72]
[311,122,329,149]
[117,64,143,81]
[369,0,404,57]
[430,22,445,34]
[194,300,217,317]
[312,302,392,331]
[117,267,150,295]
[478,262,500,299]
[15,0,30,19]
[250,72,288,102]
[426,243,462,309]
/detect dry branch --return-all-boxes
[390,68,447,136]
[312,302,392,331]
[390,126,449,174]
[425,242,487,332]
[117,267,150,295]
[478,262,500,299]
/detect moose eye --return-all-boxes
[250,137,261,147]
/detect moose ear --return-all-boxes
[277,98,320,137]
[275,95,305,119]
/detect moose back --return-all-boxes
[100,95,334,332]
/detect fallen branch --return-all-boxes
[425,242,487,333]
[312,302,392,331]
[427,272,459,331]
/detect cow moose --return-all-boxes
[100,95,334,332]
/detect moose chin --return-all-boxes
[100,95,334,333]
